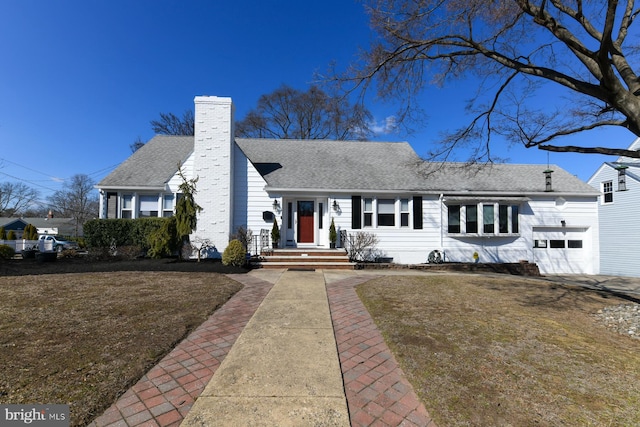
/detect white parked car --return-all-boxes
[38,235,79,252]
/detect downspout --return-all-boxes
[439,194,444,256]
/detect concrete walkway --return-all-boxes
[181,269,350,426]
[89,269,435,427]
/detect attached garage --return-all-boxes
[532,226,592,274]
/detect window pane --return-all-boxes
[499,205,509,233]
[465,205,477,233]
[378,214,395,226]
[163,194,174,210]
[364,213,373,227]
[448,205,461,233]
[568,240,583,248]
[550,240,565,248]
[401,213,409,227]
[401,199,409,211]
[534,240,547,248]
[378,199,395,214]
[483,204,494,233]
[122,195,132,209]
[364,198,373,212]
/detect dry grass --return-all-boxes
[357,274,640,426]
[0,271,242,426]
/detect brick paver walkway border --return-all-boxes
[88,274,273,427]
[89,271,438,427]
[326,275,438,427]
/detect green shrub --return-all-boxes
[222,239,246,267]
[6,230,16,240]
[0,244,15,259]
[84,218,169,254]
[271,219,280,246]
[147,217,179,258]
[23,224,38,240]
[0,227,6,240]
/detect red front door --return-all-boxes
[297,201,314,243]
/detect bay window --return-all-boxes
[447,202,520,236]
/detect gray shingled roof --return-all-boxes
[98,136,598,196]
[237,138,598,195]
[236,138,424,191]
[98,135,193,188]
[415,163,600,194]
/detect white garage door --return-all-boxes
[532,227,588,274]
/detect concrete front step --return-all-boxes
[255,261,357,270]
[252,249,354,270]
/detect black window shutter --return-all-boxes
[352,196,362,229]
[413,196,423,229]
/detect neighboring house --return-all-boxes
[0,216,79,239]
[587,138,640,277]
[97,96,600,274]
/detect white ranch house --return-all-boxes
[97,96,600,274]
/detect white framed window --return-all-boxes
[447,203,519,236]
[121,194,133,219]
[377,199,395,227]
[364,198,373,227]
[162,194,174,217]
[360,197,414,228]
[400,199,410,227]
[139,195,159,217]
[603,181,613,203]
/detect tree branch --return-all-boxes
[539,144,640,157]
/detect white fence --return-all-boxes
[0,239,53,252]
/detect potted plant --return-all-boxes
[271,219,280,248]
[329,218,337,249]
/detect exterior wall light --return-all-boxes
[332,200,340,211]
[272,199,281,212]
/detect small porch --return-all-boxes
[251,248,355,270]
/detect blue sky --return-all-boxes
[0,1,631,207]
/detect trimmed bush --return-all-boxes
[6,230,16,240]
[84,218,170,254]
[222,239,246,267]
[23,224,38,240]
[147,217,179,258]
[0,244,15,260]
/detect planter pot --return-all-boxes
[21,249,36,259]
[330,242,336,249]
[36,252,58,263]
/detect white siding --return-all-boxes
[337,194,598,273]
[235,155,277,241]
[589,165,640,277]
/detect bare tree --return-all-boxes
[150,110,195,136]
[236,85,373,140]
[340,0,640,160]
[0,182,39,217]
[48,174,99,236]
[130,136,145,153]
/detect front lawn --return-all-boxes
[0,271,242,426]
[357,275,640,426]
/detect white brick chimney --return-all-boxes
[193,96,235,253]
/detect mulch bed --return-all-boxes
[0,256,249,276]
